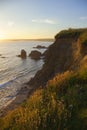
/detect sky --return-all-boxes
[0,0,87,39]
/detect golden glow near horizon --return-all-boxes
[0,29,55,40]
[0,32,5,40]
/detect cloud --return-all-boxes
[80,17,87,20]
[8,21,15,27]
[32,19,57,24]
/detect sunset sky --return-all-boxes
[0,0,87,39]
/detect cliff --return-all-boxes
[29,28,87,87]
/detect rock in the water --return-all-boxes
[21,49,27,58]
[17,54,21,57]
[33,45,47,49]
[17,49,27,58]
[1,56,6,58]
[29,50,41,60]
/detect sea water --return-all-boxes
[0,41,52,109]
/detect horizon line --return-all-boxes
[0,38,54,42]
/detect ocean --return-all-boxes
[0,41,52,110]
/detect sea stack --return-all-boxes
[29,50,41,60]
[17,49,27,59]
[21,49,27,58]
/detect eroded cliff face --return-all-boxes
[28,28,87,87]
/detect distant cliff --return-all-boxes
[29,28,87,87]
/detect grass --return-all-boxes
[79,31,87,46]
[0,68,87,130]
[55,28,87,39]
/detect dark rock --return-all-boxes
[17,55,21,57]
[17,49,27,59]
[1,56,6,58]
[21,49,27,58]
[33,45,47,49]
[29,50,41,60]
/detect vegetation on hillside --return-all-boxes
[80,31,87,45]
[55,28,87,39]
[0,67,87,130]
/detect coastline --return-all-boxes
[0,83,36,117]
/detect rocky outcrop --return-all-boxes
[29,50,42,60]
[28,28,87,87]
[33,45,47,49]
[0,54,6,58]
[1,56,6,58]
[17,49,27,59]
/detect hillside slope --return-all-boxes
[0,28,87,130]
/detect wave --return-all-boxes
[0,77,17,89]
[0,65,40,89]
